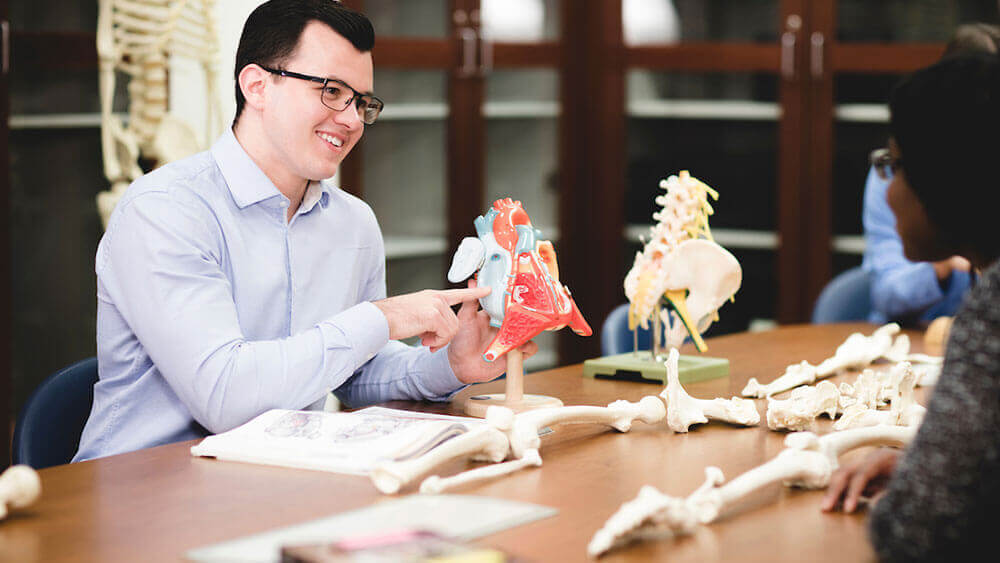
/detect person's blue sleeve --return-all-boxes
[334,229,466,408]
[861,167,945,322]
[100,193,390,434]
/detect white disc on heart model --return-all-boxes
[448,237,486,283]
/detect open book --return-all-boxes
[190,407,485,475]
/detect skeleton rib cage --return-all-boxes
[97,0,223,227]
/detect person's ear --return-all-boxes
[238,64,269,113]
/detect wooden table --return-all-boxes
[0,323,934,562]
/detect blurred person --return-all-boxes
[861,23,999,325]
[822,52,1000,561]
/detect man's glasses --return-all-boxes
[258,65,384,125]
[870,147,903,180]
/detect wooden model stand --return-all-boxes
[464,350,563,417]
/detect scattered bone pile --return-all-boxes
[367,323,942,558]
[587,425,916,557]
[588,323,942,557]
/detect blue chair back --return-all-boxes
[12,357,99,469]
[601,303,664,356]
[811,266,873,323]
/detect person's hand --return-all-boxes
[447,280,538,384]
[932,255,971,282]
[372,286,491,352]
[821,448,902,513]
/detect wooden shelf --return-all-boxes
[626,99,780,121]
[834,104,889,123]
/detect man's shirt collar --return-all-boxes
[212,127,335,211]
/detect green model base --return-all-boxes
[582,351,729,385]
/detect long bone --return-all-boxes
[414,397,666,495]
[588,424,916,557]
[370,426,510,494]
[420,449,543,494]
[742,360,818,398]
[742,323,901,398]
[815,323,900,375]
[486,397,667,459]
[0,465,42,520]
[661,348,759,432]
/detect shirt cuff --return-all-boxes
[317,301,389,368]
[416,345,467,400]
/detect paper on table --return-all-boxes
[190,407,486,475]
[185,494,557,563]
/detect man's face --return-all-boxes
[262,21,372,184]
[886,138,952,262]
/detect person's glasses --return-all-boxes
[258,65,384,125]
[870,147,903,180]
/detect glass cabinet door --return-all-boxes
[622,0,790,332]
[351,0,452,297]
[6,2,110,423]
[482,0,562,369]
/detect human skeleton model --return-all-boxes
[369,396,667,495]
[449,198,592,414]
[97,0,223,227]
[765,362,926,432]
[623,171,742,354]
[0,465,41,521]
[371,347,760,495]
[587,424,917,557]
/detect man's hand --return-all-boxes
[447,280,538,384]
[821,448,902,513]
[372,286,491,352]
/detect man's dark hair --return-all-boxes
[233,0,374,123]
[889,52,1000,260]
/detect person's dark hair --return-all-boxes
[233,0,374,123]
[889,53,1000,260]
[943,23,1000,57]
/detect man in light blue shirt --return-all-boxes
[75,0,531,461]
[861,164,972,325]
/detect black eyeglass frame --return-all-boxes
[257,65,384,124]
[870,147,903,181]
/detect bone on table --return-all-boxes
[765,380,840,431]
[419,449,543,494]
[418,397,666,494]
[0,465,42,520]
[834,362,925,431]
[742,323,902,399]
[370,425,510,494]
[485,396,667,459]
[662,348,759,432]
[588,424,916,557]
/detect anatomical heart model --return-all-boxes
[449,198,592,416]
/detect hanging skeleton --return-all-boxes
[97,0,224,227]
